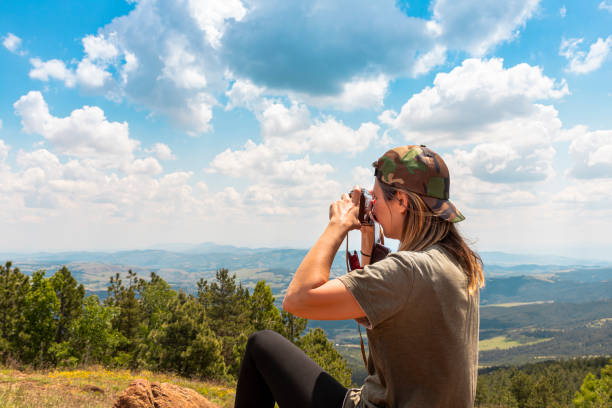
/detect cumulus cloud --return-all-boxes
[25,0,244,134]
[449,143,555,183]
[2,33,24,55]
[412,45,447,77]
[208,98,379,213]
[293,76,390,111]
[0,140,9,163]
[560,36,612,74]
[222,0,433,94]
[24,0,543,133]
[431,0,540,56]
[559,5,567,18]
[29,58,76,87]
[352,166,374,190]
[13,91,138,168]
[82,34,119,61]
[567,129,612,178]
[147,143,176,160]
[381,58,568,146]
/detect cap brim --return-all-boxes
[421,196,465,223]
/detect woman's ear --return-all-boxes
[396,191,408,214]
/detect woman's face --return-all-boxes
[371,178,407,240]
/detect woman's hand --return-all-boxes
[329,187,361,231]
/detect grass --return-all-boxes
[479,335,552,351]
[0,365,235,408]
[481,300,555,308]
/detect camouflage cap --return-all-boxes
[372,145,465,223]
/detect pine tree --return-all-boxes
[250,280,282,332]
[197,269,252,377]
[574,359,612,408]
[150,291,226,379]
[279,309,307,343]
[0,261,29,363]
[50,266,85,344]
[105,270,143,367]
[297,328,352,387]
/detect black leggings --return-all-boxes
[234,330,348,408]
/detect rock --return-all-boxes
[82,384,105,394]
[113,379,219,408]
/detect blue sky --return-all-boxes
[1,0,612,260]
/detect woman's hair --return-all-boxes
[378,180,484,293]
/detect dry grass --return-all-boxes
[0,366,235,408]
[478,335,552,351]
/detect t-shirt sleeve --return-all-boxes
[337,252,415,328]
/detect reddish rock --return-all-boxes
[113,379,219,408]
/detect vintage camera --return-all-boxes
[349,189,375,225]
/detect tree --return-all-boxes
[149,291,226,379]
[57,295,121,366]
[510,369,535,408]
[134,272,176,367]
[250,280,282,332]
[21,270,59,366]
[574,359,612,408]
[197,269,252,377]
[297,328,352,387]
[279,309,307,343]
[0,261,29,363]
[50,266,85,344]
[106,270,143,366]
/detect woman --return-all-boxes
[234,145,484,408]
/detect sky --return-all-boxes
[1,0,612,259]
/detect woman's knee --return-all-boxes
[246,330,283,356]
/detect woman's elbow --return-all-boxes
[282,293,306,317]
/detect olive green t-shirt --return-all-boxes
[337,245,479,408]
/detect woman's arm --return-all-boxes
[282,190,367,320]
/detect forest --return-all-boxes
[0,261,351,386]
[0,261,610,407]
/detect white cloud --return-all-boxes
[2,33,24,54]
[560,36,612,74]
[352,166,374,190]
[0,140,9,162]
[306,119,379,154]
[29,58,76,87]
[26,0,545,135]
[208,98,379,213]
[383,58,568,146]
[412,45,447,77]
[82,34,119,61]
[559,5,567,18]
[225,78,265,111]
[209,141,335,185]
[76,59,111,88]
[187,0,247,49]
[294,76,389,111]
[147,143,176,160]
[432,0,540,56]
[567,129,612,178]
[159,34,208,90]
[13,91,139,168]
[599,1,612,13]
[449,143,555,183]
[125,157,163,175]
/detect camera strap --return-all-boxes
[345,222,390,371]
